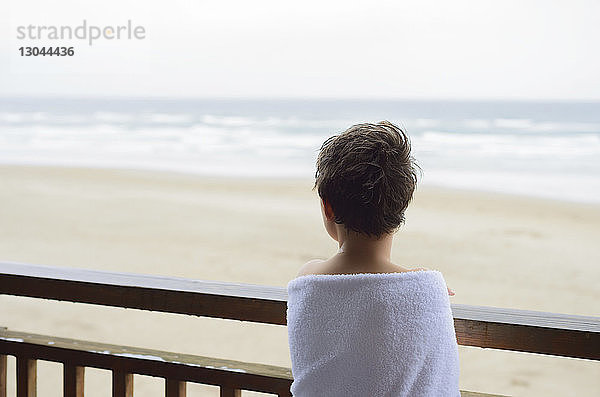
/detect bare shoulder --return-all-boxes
[406,265,431,272]
[296,260,432,277]
[385,263,431,274]
[296,259,327,277]
[378,262,413,274]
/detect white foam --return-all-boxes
[93,111,135,123]
[144,113,194,124]
[1,107,599,203]
[492,118,600,133]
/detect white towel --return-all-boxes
[286,270,460,397]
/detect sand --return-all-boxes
[0,164,598,396]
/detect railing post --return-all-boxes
[0,355,7,397]
[220,387,241,397]
[16,357,36,397]
[112,370,133,397]
[165,379,186,397]
[63,363,84,397]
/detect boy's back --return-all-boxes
[287,270,460,397]
[298,258,412,277]
[286,121,460,396]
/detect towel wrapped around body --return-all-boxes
[286,270,460,397]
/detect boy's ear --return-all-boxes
[322,199,335,220]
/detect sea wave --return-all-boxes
[1,101,599,202]
[414,131,600,157]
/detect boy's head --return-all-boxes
[314,121,418,239]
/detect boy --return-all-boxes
[286,121,460,396]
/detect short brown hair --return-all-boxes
[314,121,419,238]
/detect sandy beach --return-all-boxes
[0,164,598,396]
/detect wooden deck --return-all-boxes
[1,261,598,396]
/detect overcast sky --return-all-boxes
[2,0,599,100]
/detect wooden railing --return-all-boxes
[0,261,598,397]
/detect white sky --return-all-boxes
[1,0,599,100]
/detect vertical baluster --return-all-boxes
[112,370,133,397]
[63,364,84,397]
[219,387,241,397]
[0,355,7,397]
[165,379,185,397]
[16,357,36,397]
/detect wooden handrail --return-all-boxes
[0,261,286,324]
[1,261,598,360]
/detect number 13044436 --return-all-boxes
[19,47,75,56]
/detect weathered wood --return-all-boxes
[63,364,84,397]
[452,303,600,361]
[0,261,286,325]
[16,357,36,397]
[0,328,293,396]
[1,261,598,360]
[451,304,599,332]
[219,387,241,397]
[0,355,6,397]
[112,370,133,397]
[165,379,186,397]
[455,316,596,360]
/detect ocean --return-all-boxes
[1,98,599,203]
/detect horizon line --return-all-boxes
[2,95,600,104]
